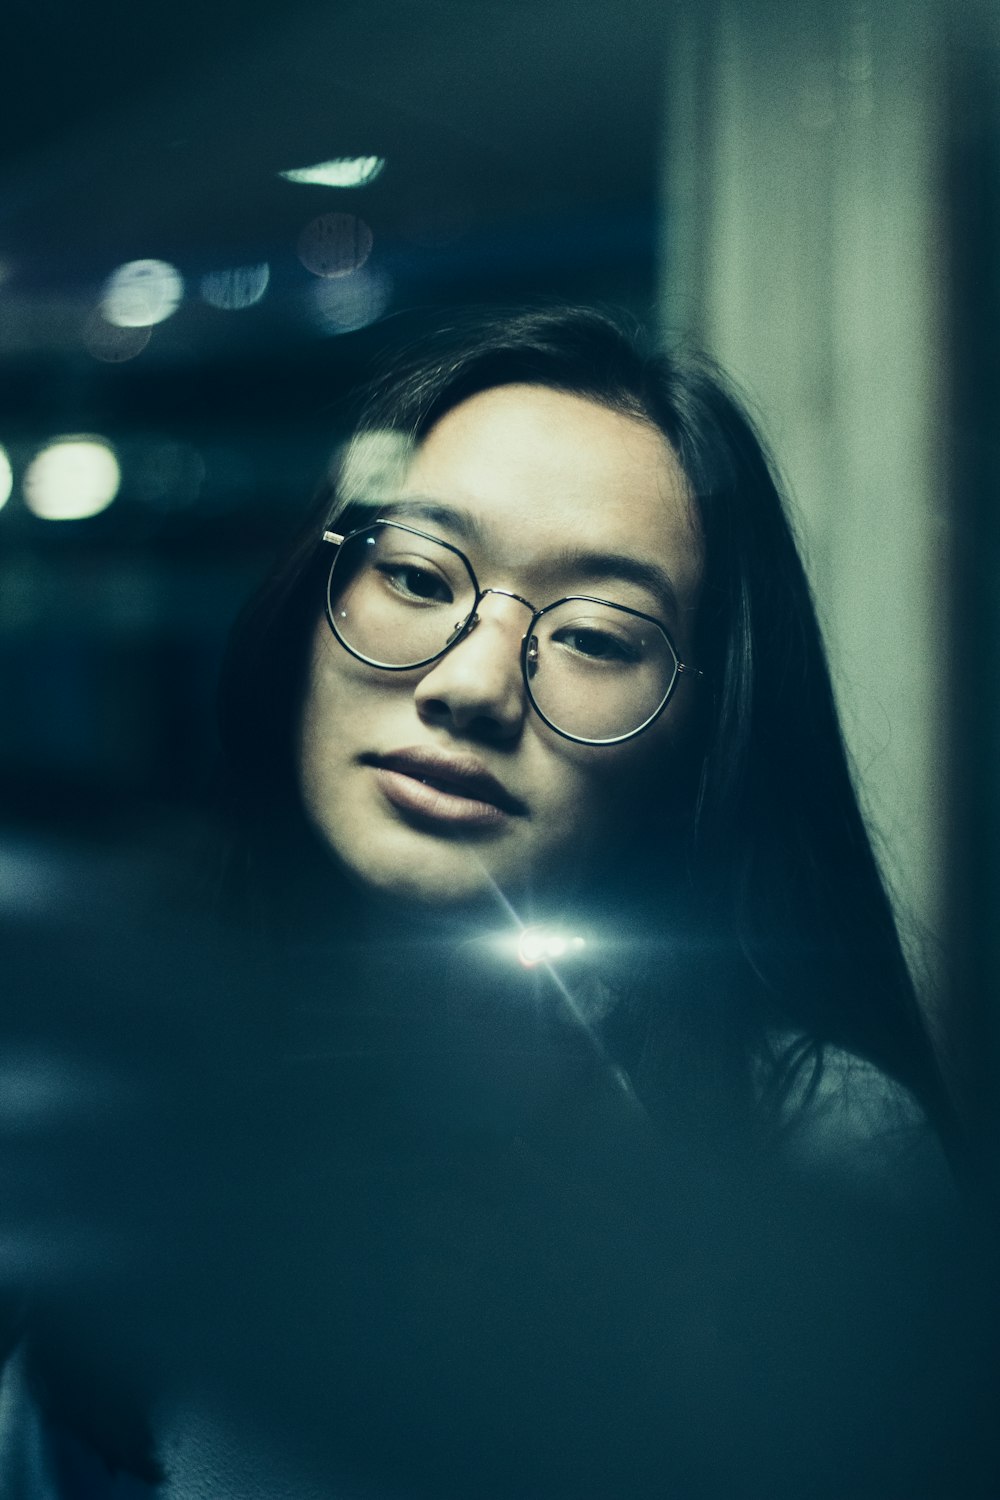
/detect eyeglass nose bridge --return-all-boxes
[452,586,538,644]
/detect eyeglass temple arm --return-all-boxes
[676,661,704,679]
[323,530,344,546]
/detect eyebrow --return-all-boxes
[549,548,679,617]
[371,497,680,617]
[373,498,489,547]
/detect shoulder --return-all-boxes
[754,1033,957,1213]
[0,1345,55,1496]
[155,1398,334,1500]
[0,1345,158,1498]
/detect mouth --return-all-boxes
[362,748,527,829]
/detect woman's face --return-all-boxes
[299,383,704,910]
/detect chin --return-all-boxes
[339,839,572,919]
[335,847,508,911]
[312,811,597,918]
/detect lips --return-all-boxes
[362,747,526,827]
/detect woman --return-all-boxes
[14,307,988,1496]
[222,302,950,1126]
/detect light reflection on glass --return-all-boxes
[309,265,391,334]
[100,259,184,328]
[83,312,152,363]
[279,156,386,188]
[24,437,121,521]
[200,263,270,311]
[297,213,373,278]
[0,445,12,510]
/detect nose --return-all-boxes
[414,594,529,743]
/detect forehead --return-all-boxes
[397,384,702,601]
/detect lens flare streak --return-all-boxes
[483,879,643,1110]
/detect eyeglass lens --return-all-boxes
[327,524,679,743]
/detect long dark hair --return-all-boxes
[217,305,953,1143]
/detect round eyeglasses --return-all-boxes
[321,519,703,746]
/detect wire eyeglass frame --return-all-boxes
[320,518,703,746]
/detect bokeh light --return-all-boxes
[309,266,391,334]
[297,214,373,278]
[0,446,13,510]
[24,438,121,521]
[83,312,152,363]
[199,263,270,311]
[280,156,386,188]
[100,259,184,328]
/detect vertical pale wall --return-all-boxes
[659,0,949,961]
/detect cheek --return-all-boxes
[298,682,338,828]
[300,634,336,756]
[302,627,387,741]
[559,714,700,847]
[298,633,363,812]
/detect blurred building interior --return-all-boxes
[0,0,997,1139]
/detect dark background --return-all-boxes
[0,0,667,836]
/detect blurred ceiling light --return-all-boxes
[100,259,184,328]
[0,446,12,510]
[83,312,151,363]
[298,213,373,278]
[279,156,385,188]
[309,266,391,334]
[200,262,270,311]
[24,438,120,521]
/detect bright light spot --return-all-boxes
[0,446,12,510]
[518,929,547,966]
[200,262,270,311]
[517,925,586,968]
[24,438,120,521]
[100,259,184,328]
[83,312,151,363]
[298,213,373,278]
[280,156,386,189]
[309,265,391,334]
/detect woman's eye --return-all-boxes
[377,563,452,604]
[558,627,638,663]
